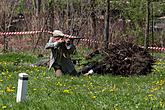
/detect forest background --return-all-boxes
[0,0,164,53]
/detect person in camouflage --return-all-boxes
[45,30,78,77]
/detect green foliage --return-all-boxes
[16,0,24,13]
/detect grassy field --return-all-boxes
[0,52,165,110]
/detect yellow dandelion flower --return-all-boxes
[0,90,4,93]
[150,86,161,93]
[63,90,70,94]
[158,80,164,86]
[148,94,154,97]
[91,96,96,100]
[113,107,119,110]
[33,88,37,91]
[2,72,5,75]
[109,89,115,92]
[143,96,148,101]
[101,88,106,92]
[8,74,12,78]
[160,101,164,108]
[56,82,60,86]
[2,106,7,109]
[89,91,93,94]
[6,87,14,93]
[148,94,157,101]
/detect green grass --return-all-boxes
[0,52,37,63]
[0,52,165,110]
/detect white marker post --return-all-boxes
[16,73,28,103]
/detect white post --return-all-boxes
[16,73,28,103]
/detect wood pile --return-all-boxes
[102,41,155,76]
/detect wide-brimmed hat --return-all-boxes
[52,30,83,39]
[52,30,64,37]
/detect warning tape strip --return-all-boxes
[148,47,165,51]
[0,30,79,39]
[0,31,42,36]
[0,30,165,51]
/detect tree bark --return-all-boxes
[90,0,97,48]
[34,0,41,17]
[144,0,150,48]
[48,0,54,31]
[104,0,110,49]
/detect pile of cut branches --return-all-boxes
[102,41,155,76]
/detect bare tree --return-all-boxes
[144,0,150,48]
[104,0,110,49]
[48,0,54,31]
[34,0,41,17]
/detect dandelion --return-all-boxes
[6,86,14,93]
[0,90,4,94]
[156,80,165,86]
[2,72,5,75]
[56,82,62,86]
[8,74,12,78]
[113,106,119,110]
[109,89,115,92]
[101,88,106,92]
[148,94,154,97]
[150,86,161,92]
[63,90,70,94]
[148,94,157,101]
[144,96,148,101]
[2,106,7,109]
[89,91,93,94]
[91,96,96,100]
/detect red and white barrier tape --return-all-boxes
[0,31,43,36]
[81,38,100,43]
[0,30,79,39]
[0,30,165,51]
[148,47,165,51]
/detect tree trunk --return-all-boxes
[90,0,97,48]
[34,0,41,17]
[104,0,110,49]
[48,0,54,31]
[144,0,150,48]
[2,12,8,53]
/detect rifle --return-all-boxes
[45,35,83,49]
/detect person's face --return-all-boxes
[52,36,61,42]
[54,37,61,40]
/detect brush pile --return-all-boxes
[102,41,155,76]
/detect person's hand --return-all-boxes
[65,38,71,45]
[65,38,70,42]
